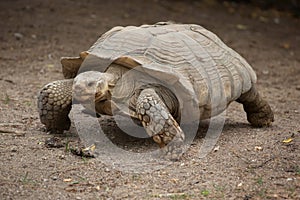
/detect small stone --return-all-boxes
[14,32,24,40]
[254,146,263,151]
[213,145,220,152]
[273,18,280,24]
[296,85,300,90]
[262,70,269,75]
[52,176,58,180]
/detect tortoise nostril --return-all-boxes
[73,84,83,92]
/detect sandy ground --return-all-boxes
[0,0,299,199]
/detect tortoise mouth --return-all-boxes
[74,93,106,104]
[95,92,108,103]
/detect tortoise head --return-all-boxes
[73,71,115,105]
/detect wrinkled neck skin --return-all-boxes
[105,63,129,88]
[94,64,129,115]
[96,64,180,121]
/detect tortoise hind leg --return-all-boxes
[136,88,185,161]
[38,79,73,133]
[237,85,274,127]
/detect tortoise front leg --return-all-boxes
[136,88,185,160]
[237,85,274,127]
[38,79,73,133]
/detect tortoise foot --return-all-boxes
[247,102,274,127]
[38,79,73,133]
[136,88,185,161]
[237,85,274,127]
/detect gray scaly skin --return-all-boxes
[38,79,73,133]
[136,88,185,160]
[237,86,274,127]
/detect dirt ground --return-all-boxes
[0,0,299,199]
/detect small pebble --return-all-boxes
[213,145,220,152]
[14,32,24,40]
[296,85,300,91]
[52,176,58,180]
[273,18,280,24]
[262,70,269,75]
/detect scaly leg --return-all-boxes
[38,79,73,133]
[237,85,274,127]
[136,88,184,160]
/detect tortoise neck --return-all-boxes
[105,63,130,86]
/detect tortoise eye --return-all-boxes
[87,82,95,87]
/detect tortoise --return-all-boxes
[38,22,274,159]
